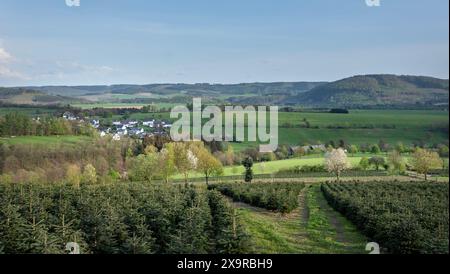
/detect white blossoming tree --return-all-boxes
[324,148,351,182]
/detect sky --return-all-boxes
[0,0,448,86]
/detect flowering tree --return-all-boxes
[324,148,350,181]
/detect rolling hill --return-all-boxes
[2,75,448,108]
[26,82,326,97]
[286,75,449,108]
[0,88,87,106]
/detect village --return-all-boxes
[62,111,173,141]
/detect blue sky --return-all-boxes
[0,0,448,86]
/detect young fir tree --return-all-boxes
[0,204,29,253]
[242,157,254,183]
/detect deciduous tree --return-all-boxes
[196,148,223,185]
[410,148,443,181]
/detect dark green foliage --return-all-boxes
[208,190,250,254]
[0,182,249,254]
[329,109,349,114]
[276,165,326,175]
[321,181,449,254]
[210,182,305,214]
[242,157,254,183]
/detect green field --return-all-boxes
[0,135,92,146]
[175,155,381,179]
[92,109,448,148]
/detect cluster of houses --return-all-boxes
[61,111,172,141]
[103,119,172,140]
[62,112,82,121]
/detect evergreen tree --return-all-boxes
[242,157,254,183]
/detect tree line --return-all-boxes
[0,137,136,185]
[0,112,96,137]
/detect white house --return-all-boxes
[62,112,77,121]
[112,134,121,141]
[143,121,155,127]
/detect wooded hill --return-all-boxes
[286,75,449,108]
[0,88,87,106]
[1,75,448,108]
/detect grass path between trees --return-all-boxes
[232,184,368,254]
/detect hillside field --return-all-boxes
[90,109,448,148]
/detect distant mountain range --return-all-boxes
[0,75,448,108]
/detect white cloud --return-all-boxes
[0,48,12,63]
[0,47,29,81]
[0,65,29,80]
